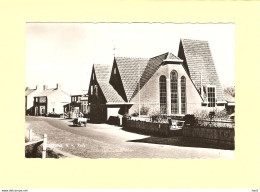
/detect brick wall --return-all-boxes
[124,119,170,137]
[183,126,235,149]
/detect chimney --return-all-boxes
[43,85,48,90]
[57,83,61,90]
[25,87,29,91]
[35,85,38,90]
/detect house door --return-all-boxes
[35,107,38,116]
[40,106,46,115]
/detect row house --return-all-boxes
[25,85,43,115]
[33,84,70,116]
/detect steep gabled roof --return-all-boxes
[131,52,181,100]
[94,64,111,82]
[115,53,182,101]
[178,39,225,101]
[93,64,124,103]
[115,57,149,101]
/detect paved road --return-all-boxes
[26,116,234,159]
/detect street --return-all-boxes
[25,116,234,158]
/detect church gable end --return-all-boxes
[109,59,128,102]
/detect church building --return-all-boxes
[88,39,226,123]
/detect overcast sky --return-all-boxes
[26,23,235,94]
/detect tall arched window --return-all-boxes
[171,70,178,114]
[181,76,186,114]
[159,76,167,114]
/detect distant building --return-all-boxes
[80,94,89,114]
[88,39,226,123]
[25,85,43,115]
[63,92,89,117]
[33,84,70,116]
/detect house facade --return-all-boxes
[25,85,43,115]
[33,84,70,116]
[88,39,226,123]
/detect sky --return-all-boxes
[26,23,235,95]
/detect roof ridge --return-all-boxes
[149,52,169,60]
[165,52,182,60]
[181,38,209,43]
[93,63,111,67]
[115,56,150,60]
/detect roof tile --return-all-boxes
[179,39,225,101]
[94,64,124,103]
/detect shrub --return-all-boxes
[140,105,150,115]
[131,112,139,117]
[194,110,209,119]
[214,109,229,120]
[149,110,167,123]
[194,109,229,121]
[183,114,197,127]
[123,113,131,119]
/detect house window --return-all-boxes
[35,97,38,102]
[159,75,167,114]
[208,86,216,107]
[170,70,178,114]
[181,76,186,114]
[94,85,98,96]
[39,97,46,103]
[90,86,93,95]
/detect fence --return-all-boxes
[196,118,235,129]
[25,129,47,158]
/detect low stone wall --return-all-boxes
[124,119,170,137]
[183,126,235,149]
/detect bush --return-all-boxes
[149,110,167,123]
[140,105,150,115]
[194,109,229,120]
[131,112,139,117]
[184,114,197,126]
[123,113,131,119]
[214,109,229,119]
[194,110,209,119]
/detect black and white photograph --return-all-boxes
[25,23,235,159]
